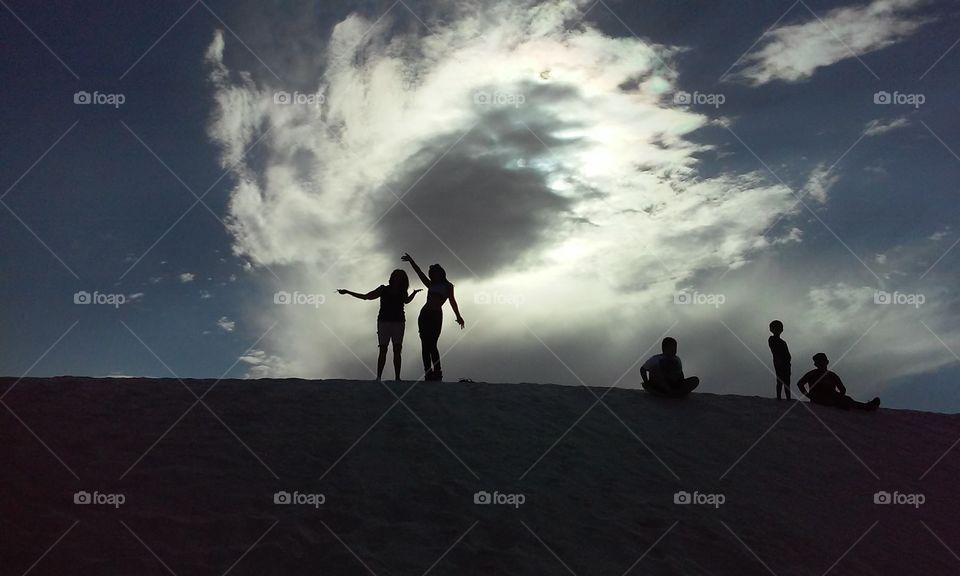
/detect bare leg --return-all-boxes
[393,348,402,381]
[376,346,387,381]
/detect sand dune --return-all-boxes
[2,377,958,575]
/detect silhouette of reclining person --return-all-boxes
[640,337,700,396]
[338,270,421,381]
[796,353,880,411]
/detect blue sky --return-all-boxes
[2,0,959,411]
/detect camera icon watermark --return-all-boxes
[274,291,325,308]
[74,90,126,108]
[674,490,725,508]
[273,490,326,508]
[273,90,325,107]
[674,290,725,308]
[873,90,925,108]
[473,490,525,508]
[874,290,924,308]
[673,90,725,108]
[873,490,924,508]
[74,490,126,508]
[474,90,525,109]
[473,291,525,308]
[74,290,126,308]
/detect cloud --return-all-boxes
[863,116,910,136]
[179,272,195,283]
[732,0,931,85]
[201,0,958,398]
[217,316,236,332]
[204,0,805,376]
[238,349,289,378]
[200,290,213,299]
[802,163,840,203]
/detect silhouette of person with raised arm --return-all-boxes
[402,253,464,381]
[640,337,700,397]
[768,320,792,400]
[338,269,421,381]
[796,353,880,411]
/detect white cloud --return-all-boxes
[863,116,910,136]
[127,292,145,302]
[732,0,931,85]
[802,163,840,203]
[217,316,236,332]
[238,349,289,378]
[200,290,213,299]
[204,1,804,379]
[179,273,195,283]
[200,0,959,398]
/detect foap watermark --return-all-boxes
[874,490,924,508]
[474,291,525,308]
[674,290,725,308]
[474,490,525,509]
[673,90,725,108]
[874,91,925,108]
[674,490,725,508]
[274,291,325,308]
[474,90,525,109]
[874,290,924,308]
[274,90,325,108]
[74,490,126,508]
[274,490,326,508]
[74,90,125,108]
[74,291,126,308]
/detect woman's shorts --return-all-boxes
[377,321,405,349]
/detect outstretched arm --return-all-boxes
[448,286,465,329]
[405,289,422,304]
[337,287,381,300]
[401,253,430,287]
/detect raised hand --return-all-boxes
[337,289,348,295]
[401,253,413,262]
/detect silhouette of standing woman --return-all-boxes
[338,270,421,381]
[402,253,464,381]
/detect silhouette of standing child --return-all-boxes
[768,320,792,400]
[338,270,421,381]
[402,252,465,381]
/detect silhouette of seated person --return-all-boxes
[640,337,700,396]
[796,353,880,411]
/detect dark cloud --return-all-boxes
[375,90,586,278]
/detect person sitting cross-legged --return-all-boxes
[640,337,700,397]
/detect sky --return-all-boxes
[1,0,959,412]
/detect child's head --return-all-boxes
[662,337,678,356]
[812,352,829,369]
[769,320,784,335]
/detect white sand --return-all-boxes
[2,377,958,575]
